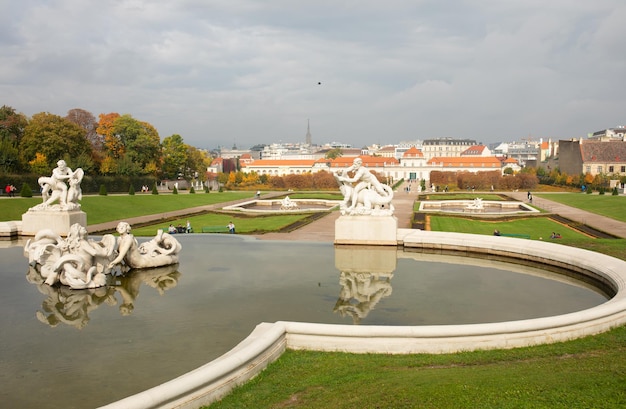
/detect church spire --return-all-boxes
[305,119,312,146]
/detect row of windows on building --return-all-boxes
[586,165,626,174]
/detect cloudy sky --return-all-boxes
[2,1,625,150]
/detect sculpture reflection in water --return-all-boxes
[26,262,181,329]
[334,271,394,324]
[24,221,182,290]
[333,246,397,324]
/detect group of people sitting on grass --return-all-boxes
[168,221,193,234]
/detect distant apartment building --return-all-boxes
[559,139,626,177]
[589,126,626,141]
[421,138,477,159]
[505,141,541,166]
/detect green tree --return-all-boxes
[325,148,343,159]
[162,134,187,178]
[0,105,29,173]
[108,115,162,175]
[20,112,92,170]
[185,145,211,181]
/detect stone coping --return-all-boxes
[418,199,539,215]
[100,230,626,409]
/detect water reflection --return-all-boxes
[26,263,181,328]
[334,246,396,324]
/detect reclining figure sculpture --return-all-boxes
[25,222,182,289]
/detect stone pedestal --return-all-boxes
[21,210,87,236]
[334,215,398,245]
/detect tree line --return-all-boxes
[0,105,211,182]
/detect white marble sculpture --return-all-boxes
[24,222,182,289]
[32,160,84,211]
[333,157,394,216]
[24,223,116,289]
[108,222,181,270]
[280,196,299,210]
[466,198,484,210]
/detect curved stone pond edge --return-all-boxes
[100,229,626,409]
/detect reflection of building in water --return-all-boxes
[333,245,397,324]
[334,271,393,324]
[27,263,181,328]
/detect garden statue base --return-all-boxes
[334,215,398,246]
[21,210,87,236]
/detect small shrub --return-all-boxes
[586,187,593,194]
[172,186,178,195]
[612,187,619,196]
[152,183,158,195]
[204,185,209,193]
[189,186,195,194]
[99,184,108,196]
[20,183,33,198]
[129,185,135,195]
[599,187,605,195]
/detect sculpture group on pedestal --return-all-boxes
[24,222,182,290]
[333,157,394,216]
[31,160,84,211]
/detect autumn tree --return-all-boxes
[311,170,337,189]
[97,112,122,158]
[66,108,103,171]
[0,105,28,173]
[103,114,162,175]
[20,112,92,171]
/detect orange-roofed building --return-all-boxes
[427,156,504,173]
[460,145,492,157]
[240,159,318,176]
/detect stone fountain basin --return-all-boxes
[419,200,538,214]
[102,230,626,409]
[223,199,341,213]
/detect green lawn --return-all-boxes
[536,193,626,223]
[0,192,254,223]
[207,326,626,409]
[428,215,588,240]
[131,213,313,236]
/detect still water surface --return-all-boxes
[0,234,607,408]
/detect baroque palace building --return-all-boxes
[240,145,519,184]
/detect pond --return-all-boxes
[0,234,607,408]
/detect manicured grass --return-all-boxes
[0,192,254,223]
[131,213,313,236]
[536,193,626,223]
[206,325,626,409]
[428,215,589,240]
